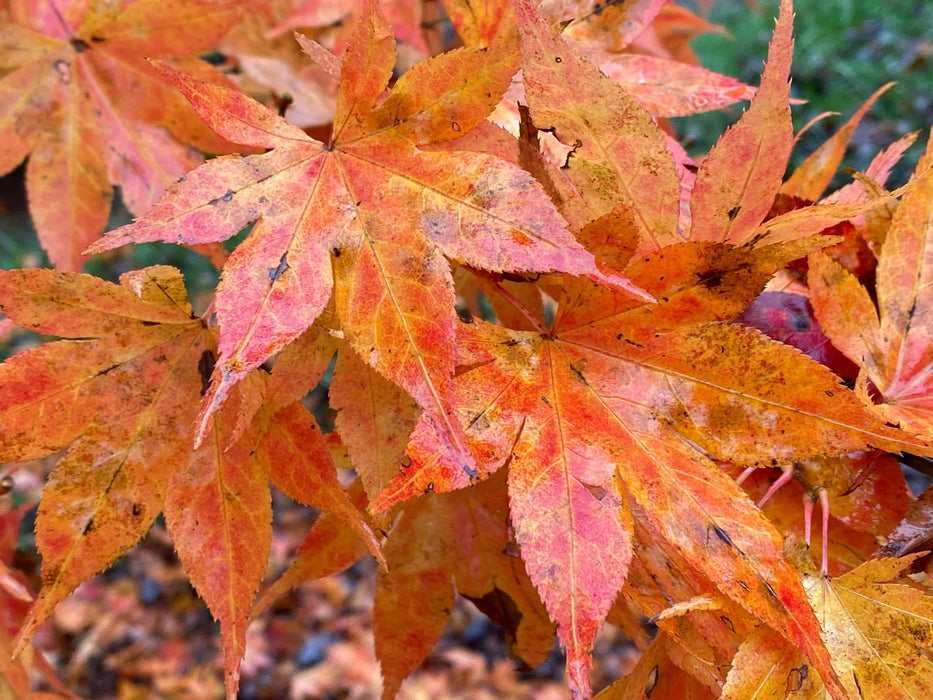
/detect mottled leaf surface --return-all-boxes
[810,136,933,438]
[0,267,208,650]
[0,0,256,270]
[86,0,617,468]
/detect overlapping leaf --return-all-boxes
[620,511,753,690]
[597,55,756,118]
[809,134,933,439]
[0,267,376,699]
[595,631,718,700]
[373,470,553,698]
[737,291,860,379]
[801,551,933,698]
[164,383,271,700]
[85,0,624,474]
[3,0,932,696]
[374,225,933,696]
[0,0,258,270]
[719,626,819,699]
[513,0,681,256]
[0,266,208,646]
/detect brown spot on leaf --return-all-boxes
[569,361,588,385]
[786,665,808,692]
[208,189,235,205]
[759,575,781,603]
[268,252,289,282]
[198,350,216,396]
[713,524,736,549]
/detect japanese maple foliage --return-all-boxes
[0,0,263,271]
[2,0,933,699]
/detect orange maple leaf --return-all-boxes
[0,267,378,700]
[0,0,261,270]
[0,266,212,647]
[86,0,630,471]
[809,133,933,440]
[380,235,927,697]
[374,470,553,699]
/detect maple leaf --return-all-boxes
[85,0,628,472]
[0,267,377,700]
[159,374,384,700]
[373,225,933,696]
[0,266,210,647]
[513,0,681,255]
[621,511,756,691]
[798,547,933,698]
[0,0,259,271]
[238,315,411,530]
[688,0,794,246]
[809,134,933,439]
[163,381,272,699]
